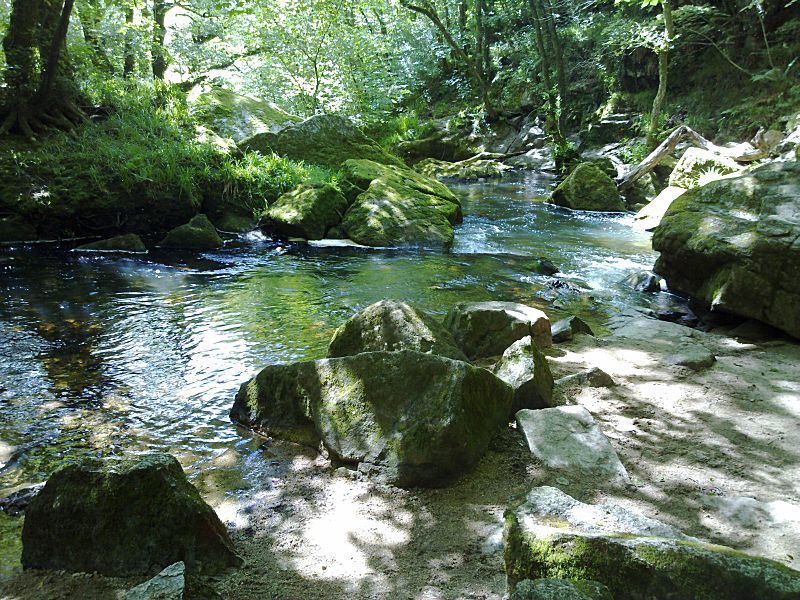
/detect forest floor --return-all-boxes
[1,311,799,599]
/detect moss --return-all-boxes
[550,163,625,212]
[158,214,223,250]
[265,183,348,240]
[0,512,23,578]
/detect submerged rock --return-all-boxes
[515,407,629,483]
[339,159,463,248]
[550,163,625,212]
[21,454,241,575]
[653,161,800,339]
[124,561,185,600]
[158,214,223,250]
[668,147,742,190]
[231,351,512,487]
[241,114,402,169]
[327,300,468,361]
[504,486,800,599]
[74,233,147,254]
[444,301,552,360]
[265,184,348,240]
[493,336,554,415]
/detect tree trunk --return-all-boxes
[152,0,169,79]
[123,4,136,78]
[647,0,674,149]
[529,0,563,144]
[540,0,566,131]
[77,0,113,73]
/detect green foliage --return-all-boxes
[364,113,437,148]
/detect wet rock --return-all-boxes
[327,299,468,361]
[339,159,463,249]
[21,453,241,575]
[264,184,348,240]
[74,233,147,254]
[231,351,512,487]
[504,486,800,599]
[653,161,800,339]
[515,406,628,483]
[528,257,559,276]
[0,216,37,243]
[0,484,44,517]
[621,270,661,292]
[445,301,552,360]
[511,578,612,600]
[158,214,223,250]
[493,336,554,415]
[550,163,625,212]
[555,367,615,388]
[632,186,686,231]
[551,316,594,343]
[124,561,185,600]
[668,147,742,190]
[241,114,402,169]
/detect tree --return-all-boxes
[647,0,673,149]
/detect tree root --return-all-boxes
[0,99,86,140]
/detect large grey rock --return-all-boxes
[125,561,185,600]
[444,301,552,360]
[241,114,403,169]
[504,486,800,599]
[550,163,625,212]
[74,233,147,254]
[327,300,468,362]
[339,159,463,249]
[511,578,612,600]
[555,367,616,389]
[515,406,629,483]
[632,186,686,231]
[668,147,742,190]
[551,316,594,343]
[265,184,348,240]
[653,161,800,339]
[493,336,554,415]
[21,454,241,575]
[158,214,223,250]
[231,351,512,487]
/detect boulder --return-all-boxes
[528,257,559,276]
[652,161,800,339]
[504,486,800,599]
[632,186,686,231]
[339,159,463,248]
[550,163,625,212]
[240,114,403,169]
[621,270,660,292]
[584,114,638,146]
[0,215,37,243]
[555,367,616,389]
[231,351,512,487]
[124,561,185,600]
[511,579,612,600]
[190,87,301,144]
[551,316,594,343]
[493,336,554,415]
[444,301,552,360]
[74,233,147,254]
[515,406,628,483]
[327,300,468,361]
[668,147,742,190]
[264,184,348,240]
[21,454,241,575]
[416,157,512,181]
[158,214,223,250]
[394,131,475,164]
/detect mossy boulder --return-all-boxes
[231,351,512,487]
[21,454,241,576]
[668,147,742,190]
[0,215,37,243]
[158,214,223,250]
[240,114,403,169]
[652,161,800,339]
[493,336,554,415]
[416,157,511,181]
[511,578,612,600]
[74,233,147,254]
[264,184,348,240]
[504,487,800,599]
[444,301,552,360]
[394,131,475,165]
[339,159,463,248]
[550,163,625,212]
[190,87,301,143]
[327,300,469,362]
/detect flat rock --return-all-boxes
[555,367,615,388]
[124,561,185,600]
[511,578,612,600]
[515,407,629,483]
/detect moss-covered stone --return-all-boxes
[338,159,463,248]
[0,215,37,243]
[511,578,612,600]
[158,214,223,250]
[240,114,403,169]
[653,161,800,339]
[550,163,625,212]
[504,486,800,599]
[263,184,348,240]
[74,233,147,253]
[416,157,512,181]
[21,454,241,576]
[493,336,554,415]
[231,351,512,487]
[328,300,469,361]
[668,147,742,190]
[394,131,475,165]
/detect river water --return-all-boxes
[0,173,656,494]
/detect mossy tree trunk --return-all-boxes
[1,0,84,138]
[646,0,674,150]
[152,0,168,79]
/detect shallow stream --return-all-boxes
[0,173,656,494]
